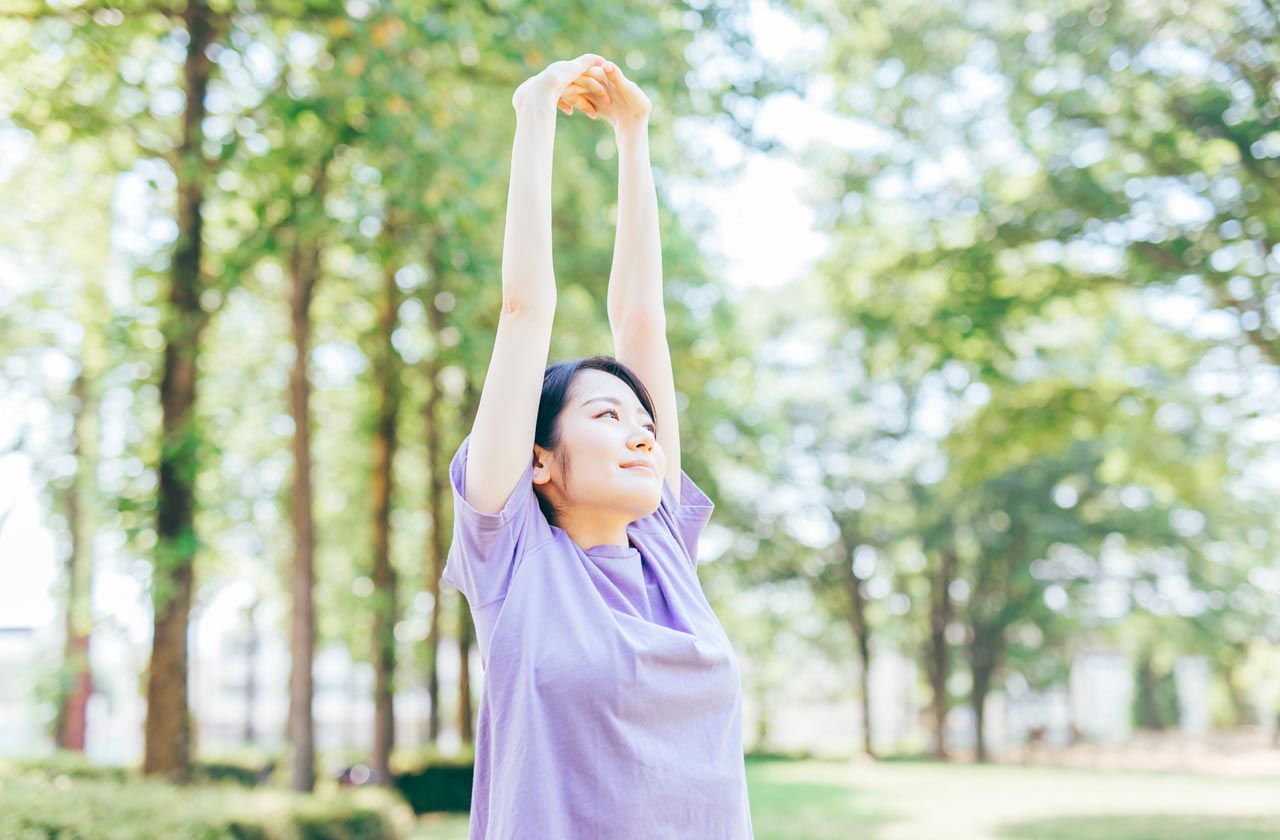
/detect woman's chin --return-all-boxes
[601,487,661,522]
[627,490,663,521]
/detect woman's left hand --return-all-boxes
[558,59,651,130]
[557,65,610,118]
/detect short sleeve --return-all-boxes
[630,470,715,570]
[441,435,552,608]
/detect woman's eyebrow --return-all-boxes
[581,396,653,420]
[581,396,624,408]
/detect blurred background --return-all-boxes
[1,0,1278,838]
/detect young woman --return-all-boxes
[442,54,753,839]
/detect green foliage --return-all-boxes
[732,0,1280,752]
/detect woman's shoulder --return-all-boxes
[626,469,714,568]
[443,436,558,606]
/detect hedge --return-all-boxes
[393,764,472,814]
[3,751,278,788]
[0,771,408,840]
[391,750,473,814]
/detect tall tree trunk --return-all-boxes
[287,233,319,791]
[56,367,94,751]
[969,630,997,764]
[458,602,474,744]
[852,583,873,759]
[1222,659,1251,727]
[1134,650,1162,730]
[243,599,258,744]
[423,257,446,743]
[753,679,770,752]
[370,258,400,785]
[926,548,956,760]
[423,376,444,742]
[839,532,875,759]
[143,0,215,782]
[455,381,480,746]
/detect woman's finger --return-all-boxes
[564,77,610,104]
[558,90,594,117]
[549,54,605,88]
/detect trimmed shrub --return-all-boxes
[2,750,130,782]
[6,751,279,789]
[194,757,278,787]
[393,755,473,814]
[0,773,405,840]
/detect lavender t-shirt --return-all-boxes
[442,436,753,840]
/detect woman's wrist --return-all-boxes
[614,118,650,143]
[513,96,559,122]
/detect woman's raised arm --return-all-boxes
[465,54,607,515]
[588,61,683,501]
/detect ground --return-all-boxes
[409,758,1280,840]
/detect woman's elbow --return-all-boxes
[610,307,666,338]
[500,289,556,321]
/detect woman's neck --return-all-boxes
[556,507,631,551]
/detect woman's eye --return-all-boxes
[645,424,657,433]
[599,409,619,419]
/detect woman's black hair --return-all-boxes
[533,355,657,525]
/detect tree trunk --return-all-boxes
[287,233,319,791]
[143,0,215,782]
[455,381,482,746]
[842,556,874,759]
[969,632,997,764]
[423,262,446,743]
[1222,659,1251,727]
[243,599,258,744]
[370,259,400,785]
[753,679,770,752]
[1134,651,1162,730]
[926,548,956,760]
[56,367,94,752]
[458,602,474,744]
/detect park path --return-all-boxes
[844,761,1280,840]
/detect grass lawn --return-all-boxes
[408,758,1280,839]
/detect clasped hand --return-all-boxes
[512,53,652,131]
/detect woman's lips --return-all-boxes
[621,463,655,474]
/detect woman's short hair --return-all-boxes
[533,355,657,524]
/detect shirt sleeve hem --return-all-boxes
[674,470,714,513]
[631,469,713,533]
[452,436,535,533]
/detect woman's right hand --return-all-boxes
[511,53,608,116]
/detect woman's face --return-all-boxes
[533,368,666,522]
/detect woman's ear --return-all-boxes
[531,445,553,486]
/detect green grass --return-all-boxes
[408,759,1280,840]
[1000,815,1280,840]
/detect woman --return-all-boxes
[443,53,753,839]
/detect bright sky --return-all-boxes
[0,0,834,631]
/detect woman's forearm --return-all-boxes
[607,124,665,334]
[502,105,559,313]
